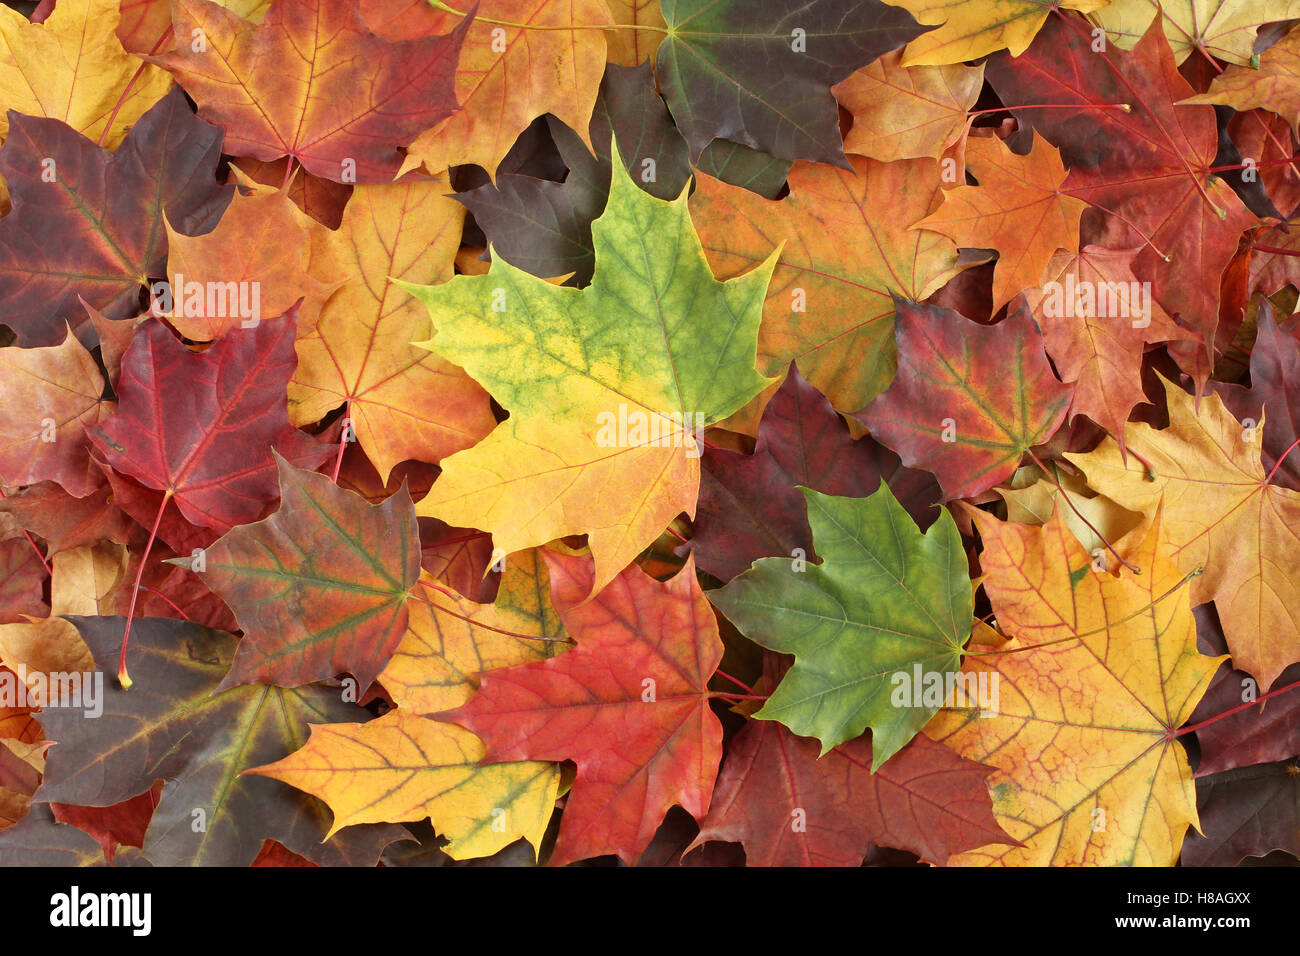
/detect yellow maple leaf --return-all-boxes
[1092,0,1300,66]
[882,0,1109,66]
[288,178,496,482]
[0,0,172,147]
[248,710,559,860]
[928,505,1222,865]
[380,555,567,715]
[1067,375,1300,689]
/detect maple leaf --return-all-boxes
[834,50,984,163]
[440,550,724,867]
[1229,108,1300,224]
[288,179,497,483]
[0,0,172,148]
[402,145,775,598]
[692,141,793,199]
[693,363,940,581]
[710,484,972,765]
[689,155,966,417]
[984,12,1258,373]
[1211,303,1300,492]
[0,543,120,714]
[147,0,471,183]
[1250,220,1300,296]
[251,840,316,866]
[927,507,1222,865]
[193,457,422,691]
[0,617,95,712]
[386,0,613,181]
[0,737,42,802]
[912,132,1088,313]
[0,88,232,346]
[82,302,140,389]
[249,710,559,860]
[120,542,239,633]
[1024,244,1187,452]
[687,719,1012,866]
[655,0,931,165]
[0,660,41,745]
[379,551,567,715]
[859,296,1073,501]
[0,327,109,498]
[86,314,316,534]
[881,0,1108,65]
[1094,0,1295,66]
[0,0,1291,875]
[1067,375,1300,690]
[34,617,407,866]
[161,178,341,341]
[1180,759,1300,865]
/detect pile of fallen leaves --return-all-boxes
[0,0,1296,868]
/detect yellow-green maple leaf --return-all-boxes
[400,143,776,596]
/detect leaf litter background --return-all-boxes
[0,0,1296,868]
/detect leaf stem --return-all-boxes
[1124,445,1160,481]
[16,528,50,576]
[1252,244,1300,258]
[330,400,350,483]
[1264,435,1300,486]
[714,668,754,694]
[1208,156,1300,175]
[119,489,172,690]
[138,584,192,621]
[1175,677,1300,737]
[97,25,174,150]
[967,103,1131,119]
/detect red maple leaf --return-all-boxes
[440,549,724,866]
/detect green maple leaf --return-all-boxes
[709,484,973,767]
[399,140,778,596]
